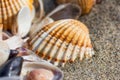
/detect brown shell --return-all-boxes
[0,0,33,32]
[28,19,94,66]
[56,0,95,14]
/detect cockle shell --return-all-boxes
[56,0,96,14]
[0,0,34,31]
[28,19,94,66]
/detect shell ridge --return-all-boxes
[29,30,44,45]
[13,0,20,12]
[46,21,73,63]
[30,22,59,43]
[1,0,8,30]
[31,20,66,51]
[61,27,81,66]
[10,0,17,14]
[4,1,10,30]
[17,0,24,7]
[37,35,52,58]
[69,30,82,62]
[29,20,66,43]
[39,20,70,61]
[31,31,48,51]
[0,3,2,24]
[52,24,78,65]
[79,35,88,60]
[36,22,68,59]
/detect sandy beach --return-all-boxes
[61,0,120,80]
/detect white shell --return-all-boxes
[0,41,10,66]
[17,6,32,37]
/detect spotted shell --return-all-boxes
[28,19,94,66]
[56,0,96,14]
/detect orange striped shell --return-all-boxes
[28,19,94,66]
[56,0,96,14]
[0,0,33,32]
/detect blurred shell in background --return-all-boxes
[28,19,94,66]
[0,0,33,31]
[56,0,96,15]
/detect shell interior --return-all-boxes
[21,61,63,80]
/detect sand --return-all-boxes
[61,0,120,80]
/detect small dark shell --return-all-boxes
[0,57,23,77]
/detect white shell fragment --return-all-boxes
[0,41,10,66]
[17,6,32,37]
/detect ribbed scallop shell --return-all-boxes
[0,0,33,31]
[56,0,95,14]
[28,19,94,66]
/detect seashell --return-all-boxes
[4,35,28,49]
[0,41,10,66]
[0,0,34,31]
[0,23,27,50]
[56,0,96,14]
[16,6,32,38]
[28,19,94,66]
[21,57,63,80]
[21,61,63,80]
[0,57,23,77]
[0,36,26,66]
[19,50,63,80]
[26,69,55,80]
[30,17,54,39]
